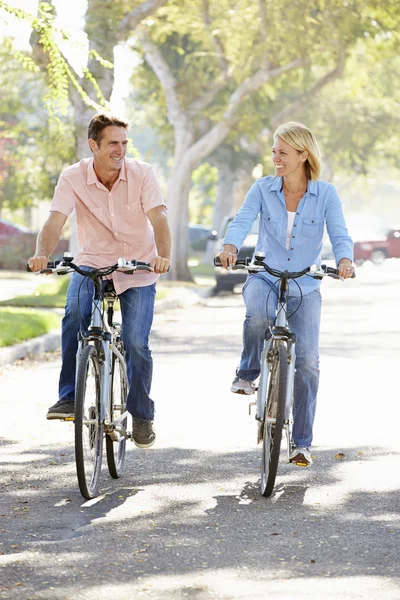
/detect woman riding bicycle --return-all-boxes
[218,121,354,467]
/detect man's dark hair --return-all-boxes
[88,113,130,144]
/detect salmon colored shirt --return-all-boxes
[50,158,165,294]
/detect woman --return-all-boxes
[218,121,354,467]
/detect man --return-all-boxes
[28,113,171,448]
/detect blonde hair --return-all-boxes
[273,121,322,181]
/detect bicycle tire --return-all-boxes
[75,345,103,499]
[260,343,287,497]
[106,352,128,478]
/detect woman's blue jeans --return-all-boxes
[238,275,322,448]
[58,269,156,421]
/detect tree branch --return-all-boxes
[271,53,346,128]
[138,29,184,130]
[201,0,229,76]
[183,58,304,167]
[187,80,225,115]
[118,0,169,39]
[258,0,268,41]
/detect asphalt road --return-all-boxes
[0,260,399,599]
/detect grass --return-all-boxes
[0,276,70,308]
[0,307,61,348]
[0,262,216,348]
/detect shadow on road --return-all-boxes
[1,441,399,598]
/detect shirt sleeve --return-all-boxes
[141,167,165,213]
[224,182,262,250]
[50,172,76,217]
[325,185,354,263]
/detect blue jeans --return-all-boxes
[238,275,321,448]
[59,269,156,421]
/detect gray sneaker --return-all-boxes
[289,446,313,466]
[46,400,75,420]
[231,376,254,395]
[132,418,156,448]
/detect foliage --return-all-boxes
[0,45,75,213]
[0,306,61,347]
[0,0,109,116]
[189,163,218,225]
[130,0,400,182]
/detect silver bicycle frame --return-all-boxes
[76,288,130,436]
[255,283,296,445]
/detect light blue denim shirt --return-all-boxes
[224,176,353,296]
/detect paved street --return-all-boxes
[0,260,399,599]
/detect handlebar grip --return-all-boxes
[322,264,356,279]
[26,261,58,273]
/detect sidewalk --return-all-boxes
[0,284,214,367]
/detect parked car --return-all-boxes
[0,218,68,270]
[353,228,400,265]
[188,224,217,253]
[213,216,259,292]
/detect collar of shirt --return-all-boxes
[269,176,319,197]
[86,158,128,190]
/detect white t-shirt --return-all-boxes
[286,211,296,250]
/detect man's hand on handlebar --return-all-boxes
[150,256,171,274]
[28,256,50,272]
[218,244,238,269]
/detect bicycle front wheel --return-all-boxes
[106,353,128,478]
[260,343,287,497]
[75,345,103,499]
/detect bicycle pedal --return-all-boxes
[295,460,309,467]
[248,401,256,415]
[62,417,74,422]
[108,430,119,442]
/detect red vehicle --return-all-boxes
[0,218,68,270]
[354,228,400,265]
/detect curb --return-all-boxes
[0,286,214,367]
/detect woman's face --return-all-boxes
[272,136,307,178]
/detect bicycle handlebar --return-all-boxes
[26,254,153,276]
[213,256,356,280]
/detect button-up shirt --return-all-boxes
[50,158,165,294]
[224,176,353,295]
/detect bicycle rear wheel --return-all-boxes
[260,343,287,497]
[75,345,103,499]
[106,353,128,478]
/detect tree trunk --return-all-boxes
[166,156,195,281]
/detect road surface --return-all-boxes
[0,260,399,599]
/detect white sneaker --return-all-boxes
[231,377,254,395]
[289,446,313,466]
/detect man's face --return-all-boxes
[89,126,128,172]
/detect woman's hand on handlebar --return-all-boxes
[218,244,238,269]
[337,258,355,279]
[27,256,50,272]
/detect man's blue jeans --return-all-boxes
[238,275,321,448]
[59,269,156,421]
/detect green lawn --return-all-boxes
[0,307,61,348]
[0,264,215,347]
[0,276,70,308]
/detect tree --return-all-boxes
[0,43,75,217]
[131,0,398,280]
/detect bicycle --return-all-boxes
[214,252,354,497]
[28,252,153,499]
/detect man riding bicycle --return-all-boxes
[28,112,171,449]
